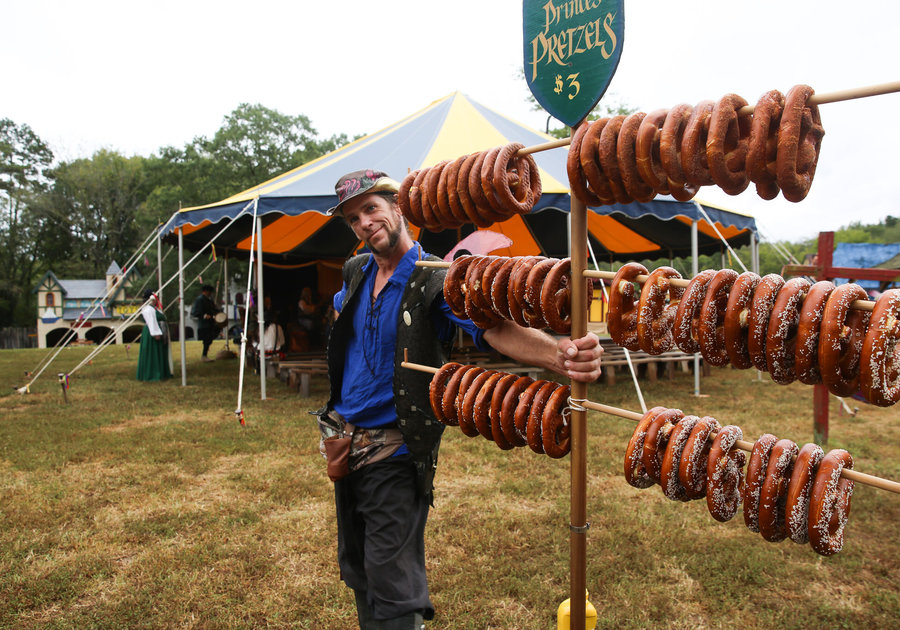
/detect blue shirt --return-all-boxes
[332,244,487,436]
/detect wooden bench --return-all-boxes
[598,340,706,385]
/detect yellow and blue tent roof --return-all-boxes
[162,92,757,263]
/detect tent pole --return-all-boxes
[178,227,187,386]
[568,134,589,630]
[256,216,267,400]
[223,254,230,351]
[157,224,164,306]
[691,220,700,397]
[751,231,760,274]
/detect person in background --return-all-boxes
[316,169,603,629]
[136,289,172,381]
[191,284,221,362]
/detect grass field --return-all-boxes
[1,342,898,629]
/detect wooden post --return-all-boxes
[815,231,834,445]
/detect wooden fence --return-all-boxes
[0,327,38,349]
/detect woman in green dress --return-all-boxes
[137,289,172,381]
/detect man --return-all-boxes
[318,169,603,629]
[191,284,221,361]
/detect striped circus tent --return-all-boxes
[161,92,757,264]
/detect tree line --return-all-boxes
[0,105,350,327]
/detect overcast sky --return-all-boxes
[4,0,899,244]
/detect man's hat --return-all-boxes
[327,169,400,216]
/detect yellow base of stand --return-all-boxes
[557,590,597,630]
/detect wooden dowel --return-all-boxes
[581,399,900,494]
[512,80,900,156]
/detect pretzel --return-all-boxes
[859,288,900,406]
[489,374,520,450]
[441,364,478,426]
[746,90,784,200]
[808,449,854,556]
[506,256,542,327]
[795,281,836,385]
[747,273,785,372]
[818,283,871,396]
[659,415,700,502]
[707,93,752,195]
[743,433,778,533]
[472,371,505,440]
[400,169,427,227]
[697,269,738,366]
[624,406,667,488]
[459,369,496,438]
[434,159,459,228]
[608,262,647,350]
[513,380,548,440]
[776,84,825,202]
[464,256,502,329]
[480,257,508,318]
[423,160,452,229]
[637,266,684,355]
[680,100,716,187]
[540,258,579,334]
[635,108,672,195]
[472,149,508,224]
[569,119,610,206]
[524,257,559,326]
[444,255,475,318]
[706,425,746,522]
[598,115,634,204]
[493,142,541,214]
[784,442,825,544]
[541,384,572,458]
[617,112,656,202]
[443,155,471,225]
[659,104,699,201]
[678,416,721,500]
[723,271,761,369]
[499,376,534,447]
[429,362,463,425]
[758,438,799,542]
[766,277,812,384]
[451,366,485,433]
[525,381,558,454]
[491,257,520,321]
[673,269,715,354]
[641,408,683,483]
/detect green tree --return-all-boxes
[0,118,54,325]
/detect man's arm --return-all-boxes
[482,321,602,383]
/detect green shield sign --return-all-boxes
[523,0,625,128]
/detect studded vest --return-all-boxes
[327,252,449,499]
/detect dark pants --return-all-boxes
[334,455,433,621]
[198,326,214,356]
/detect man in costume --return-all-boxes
[317,170,603,629]
[191,284,221,361]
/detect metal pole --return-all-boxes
[750,231,759,274]
[178,227,187,386]
[223,254,230,350]
[255,217,266,400]
[568,150,589,630]
[691,220,700,396]
[157,224,164,306]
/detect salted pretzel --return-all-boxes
[499,375,534,447]
[680,100,716,188]
[399,169,427,227]
[637,266,684,355]
[659,415,700,502]
[541,384,572,458]
[859,288,900,406]
[480,257,508,318]
[673,269,716,354]
[441,364,478,426]
[492,142,541,215]
[459,369,497,438]
[746,273,785,372]
[472,371,505,441]
[795,281,836,385]
[568,121,605,206]
[818,283,871,396]
[456,153,488,227]
[444,255,475,318]
[808,449,854,556]
[488,374,519,450]
[513,380,548,442]
[579,118,616,205]
[469,150,506,224]
[706,425,746,522]
[641,408,684,484]
[624,406,667,488]
[784,442,825,544]
[743,433,778,533]
[697,269,738,366]
[758,438,799,542]
[507,256,543,328]
[423,160,452,229]
[776,84,825,202]
[635,109,672,195]
[464,256,502,329]
[540,258,581,335]
[765,277,812,384]
[678,416,721,500]
[746,90,785,200]
[443,155,471,225]
[617,111,656,202]
[525,381,559,454]
[490,257,519,321]
[524,257,559,326]
[706,93,752,195]
[659,104,699,201]
[429,362,463,425]
[608,262,647,350]
[598,115,634,204]
[723,271,761,369]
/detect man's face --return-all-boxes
[341,193,404,256]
